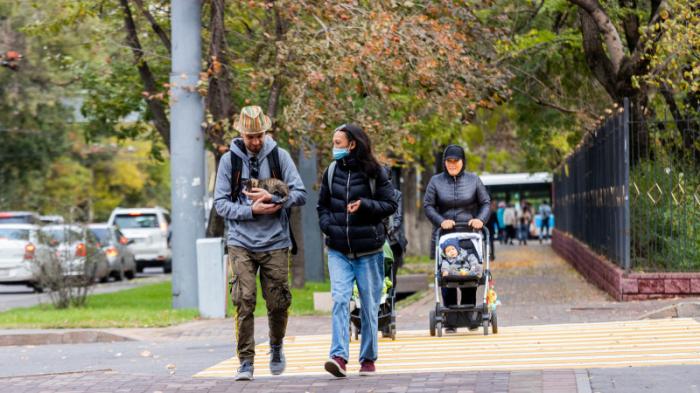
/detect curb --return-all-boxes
[639,302,700,320]
[0,330,132,347]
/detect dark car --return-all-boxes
[88,224,137,281]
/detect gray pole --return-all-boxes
[170,0,205,308]
[622,98,631,272]
[299,146,325,281]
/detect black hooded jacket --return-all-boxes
[423,144,491,233]
[317,156,398,256]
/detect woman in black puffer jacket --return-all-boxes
[424,144,490,333]
[317,124,397,378]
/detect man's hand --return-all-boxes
[243,187,272,203]
[440,219,456,230]
[347,200,361,213]
[251,198,282,215]
[468,218,484,229]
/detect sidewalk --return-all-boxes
[1,244,699,392]
[0,369,587,393]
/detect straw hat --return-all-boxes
[233,105,272,134]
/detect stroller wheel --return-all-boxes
[482,319,489,336]
[352,324,359,340]
[429,310,436,337]
[390,325,396,341]
[436,322,443,337]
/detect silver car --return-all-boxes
[88,224,137,281]
[0,224,42,291]
[39,225,110,283]
[107,207,172,273]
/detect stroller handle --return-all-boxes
[435,223,490,243]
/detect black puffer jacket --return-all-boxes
[317,157,398,256]
[424,145,491,256]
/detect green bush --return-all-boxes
[630,161,700,271]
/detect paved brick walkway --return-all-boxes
[0,369,586,392]
[3,244,699,392]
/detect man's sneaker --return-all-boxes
[234,359,254,381]
[359,360,376,376]
[324,356,347,378]
[269,344,286,376]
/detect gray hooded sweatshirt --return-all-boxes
[214,135,306,251]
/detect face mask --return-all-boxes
[332,147,350,161]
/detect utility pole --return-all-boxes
[170,0,205,309]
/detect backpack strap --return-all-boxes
[267,145,282,180]
[327,160,377,197]
[327,161,337,192]
[267,145,298,255]
[229,150,243,200]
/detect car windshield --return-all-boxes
[114,214,159,229]
[0,228,30,241]
[41,228,83,244]
[89,228,111,244]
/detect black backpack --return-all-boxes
[229,139,297,254]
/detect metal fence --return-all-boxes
[554,101,630,269]
[554,98,700,271]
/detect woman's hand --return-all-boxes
[347,199,361,213]
[468,218,484,229]
[440,219,456,230]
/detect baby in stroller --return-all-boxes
[440,238,482,278]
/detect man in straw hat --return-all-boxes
[215,105,307,380]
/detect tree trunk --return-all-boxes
[118,0,170,151]
[204,0,235,238]
[403,165,434,257]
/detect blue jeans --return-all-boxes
[328,248,384,363]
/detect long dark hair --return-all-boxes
[339,124,382,177]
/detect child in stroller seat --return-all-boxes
[440,238,482,278]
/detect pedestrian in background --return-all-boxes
[503,202,517,245]
[214,106,307,381]
[518,205,532,245]
[496,201,506,244]
[538,200,552,243]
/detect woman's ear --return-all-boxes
[349,140,357,150]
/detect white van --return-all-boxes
[107,207,172,273]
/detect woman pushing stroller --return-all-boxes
[424,144,490,333]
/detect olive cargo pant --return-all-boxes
[228,246,292,363]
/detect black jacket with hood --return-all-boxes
[317,154,398,257]
[423,145,491,253]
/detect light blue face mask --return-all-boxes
[332,147,350,161]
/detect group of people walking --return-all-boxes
[214,106,491,380]
[493,200,552,246]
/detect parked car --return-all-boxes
[107,207,172,273]
[88,224,137,281]
[0,211,42,225]
[0,224,43,291]
[39,225,110,283]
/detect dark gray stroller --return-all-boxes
[429,226,497,336]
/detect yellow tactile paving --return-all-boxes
[194,318,700,378]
